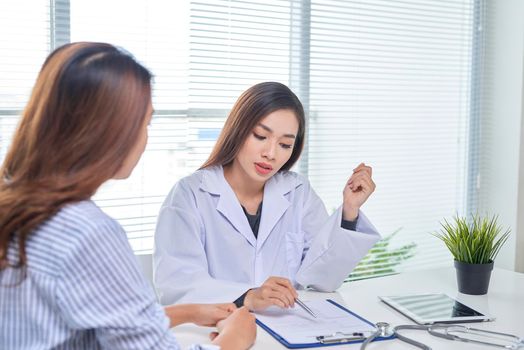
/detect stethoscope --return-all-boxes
[360,322,524,350]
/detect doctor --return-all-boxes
[154,82,380,310]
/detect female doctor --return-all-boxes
[154,82,380,311]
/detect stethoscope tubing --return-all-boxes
[360,322,523,350]
[360,324,433,350]
[428,324,524,349]
[393,325,432,350]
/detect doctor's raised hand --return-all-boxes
[342,163,376,222]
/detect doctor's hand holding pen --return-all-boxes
[244,276,298,311]
[342,163,376,222]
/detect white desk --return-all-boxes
[172,267,524,349]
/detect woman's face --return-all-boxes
[232,108,299,184]
[113,102,153,179]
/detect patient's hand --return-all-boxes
[164,302,235,327]
[190,303,236,327]
[211,307,256,350]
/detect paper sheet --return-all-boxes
[255,299,376,345]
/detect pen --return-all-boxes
[295,298,318,318]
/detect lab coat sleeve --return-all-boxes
[153,182,254,305]
[294,181,381,292]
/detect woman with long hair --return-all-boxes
[0,42,255,350]
[154,82,380,310]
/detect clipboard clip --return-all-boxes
[316,331,367,344]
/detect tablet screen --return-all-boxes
[379,293,492,324]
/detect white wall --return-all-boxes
[480,0,524,271]
[517,35,524,273]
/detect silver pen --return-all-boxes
[295,298,318,318]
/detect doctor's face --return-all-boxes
[233,109,299,183]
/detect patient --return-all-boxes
[0,42,255,350]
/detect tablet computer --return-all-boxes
[379,293,494,324]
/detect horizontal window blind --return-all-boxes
[189,0,294,107]
[0,1,50,161]
[69,0,193,253]
[307,0,475,278]
[0,1,481,279]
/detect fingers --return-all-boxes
[265,277,298,306]
[215,318,225,332]
[267,277,297,294]
[211,307,256,350]
[353,162,372,177]
[245,277,298,311]
[348,173,375,193]
[347,163,375,193]
[348,173,371,190]
[236,306,251,314]
[217,303,237,313]
[255,285,291,308]
[207,303,234,320]
[268,276,298,298]
[343,163,375,214]
[191,303,236,327]
[265,296,286,309]
[214,307,234,321]
[259,285,295,308]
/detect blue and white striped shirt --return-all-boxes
[0,200,215,350]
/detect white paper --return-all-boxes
[255,299,376,345]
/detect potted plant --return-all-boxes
[433,214,510,295]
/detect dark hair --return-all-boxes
[201,82,305,171]
[0,42,152,274]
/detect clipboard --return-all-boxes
[255,299,395,348]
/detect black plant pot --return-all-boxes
[454,260,494,295]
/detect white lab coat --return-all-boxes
[153,166,380,305]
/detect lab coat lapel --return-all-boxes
[257,175,292,250]
[216,192,257,247]
[200,167,257,247]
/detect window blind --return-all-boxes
[0,1,482,279]
[69,0,193,253]
[307,0,477,279]
[185,0,478,278]
[0,1,50,160]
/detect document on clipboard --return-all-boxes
[255,299,394,348]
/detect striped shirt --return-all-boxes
[0,200,217,350]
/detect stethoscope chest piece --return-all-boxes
[360,322,394,350]
[375,322,392,337]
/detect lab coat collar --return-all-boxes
[199,166,301,249]
[200,166,256,247]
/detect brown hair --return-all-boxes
[201,82,305,171]
[0,42,152,273]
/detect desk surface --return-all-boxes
[172,267,524,349]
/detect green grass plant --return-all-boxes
[433,214,510,264]
[347,228,416,281]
